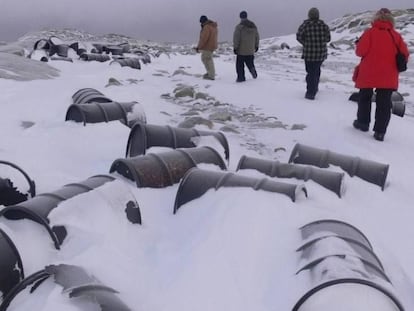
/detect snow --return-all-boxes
[1,12,414,311]
[0,53,59,80]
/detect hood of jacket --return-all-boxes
[240,19,257,29]
[371,20,393,30]
[303,19,326,27]
[202,20,218,28]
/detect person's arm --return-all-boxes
[296,23,306,45]
[355,30,370,57]
[233,25,241,52]
[325,23,331,43]
[255,28,260,51]
[396,32,410,60]
[197,26,210,50]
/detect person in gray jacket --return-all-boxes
[233,11,259,82]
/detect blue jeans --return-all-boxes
[236,55,256,81]
[305,61,323,96]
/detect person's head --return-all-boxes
[373,8,395,25]
[199,15,208,24]
[240,11,247,19]
[308,7,319,20]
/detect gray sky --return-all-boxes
[0,0,412,43]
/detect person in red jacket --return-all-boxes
[353,8,409,141]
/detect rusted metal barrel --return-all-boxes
[293,219,405,311]
[72,88,112,105]
[237,155,344,197]
[50,56,73,62]
[105,46,124,56]
[349,91,405,117]
[0,160,36,205]
[173,167,307,213]
[33,39,51,51]
[0,269,50,311]
[141,54,151,64]
[110,147,227,189]
[110,57,141,70]
[377,92,405,117]
[79,53,111,62]
[289,143,389,190]
[0,175,127,249]
[118,42,131,53]
[91,43,104,54]
[0,177,28,207]
[0,229,24,302]
[126,123,230,161]
[65,101,146,127]
[300,219,373,250]
[0,264,131,311]
[392,101,405,117]
[48,44,69,58]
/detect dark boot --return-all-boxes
[353,120,369,132]
[374,132,385,141]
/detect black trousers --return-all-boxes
[305,60,323,96]
[236,55,256,81]
[357,88,393,134]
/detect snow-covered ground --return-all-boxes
[1,9,414,311]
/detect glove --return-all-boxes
[255,46,258,52]
[233,49,237,55]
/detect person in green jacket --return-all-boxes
[233,11,259,82]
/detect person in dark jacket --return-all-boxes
[195,15,218,80]
[233,11,260,82]
[296,7,331,99]
[353,8,409,141]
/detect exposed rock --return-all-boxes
[180,111,200,116]
[348,19,362,29]
[280,42,290,49]
[127,78,140,84]
[174,85,195,98]
[189,104,208,112]
[178,116,214,129]
[160,111,172,116]
[195,92,210,100]
[269,44,281,51]
[213,101,227,106]
[156,69,169,74]
[21,121,35,129]
[172,69,192,76]
[219,125,240,133]
[209,111,232,122]
[161,93,173,99]
[291,124,307,130]
[250,121,287,129]
[105,77,122,87]
[274,147,287,153]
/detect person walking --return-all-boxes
[233,10,260,82]
[353,8,409,141]
[296,7,331,100]
[195,15,218,80]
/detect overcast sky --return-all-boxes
[0,0,413,44]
